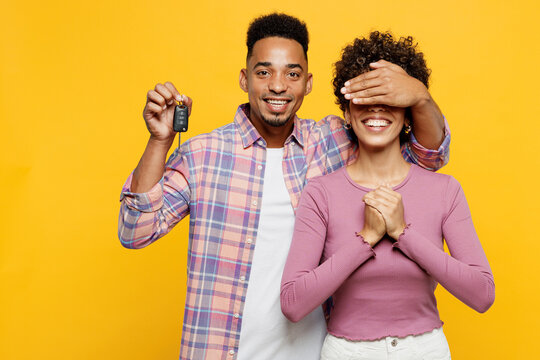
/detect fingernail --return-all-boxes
[345,94,351,99]
[162,105,167,110]
[344,81,350,86]
[340,87,347,94]
[168,100,173,105]
[176,94,182,102]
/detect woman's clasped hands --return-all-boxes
[359,185,407,247]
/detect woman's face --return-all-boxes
[346,102,407,150]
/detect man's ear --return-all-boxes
[239,69,248,93]
[305,73,313,95]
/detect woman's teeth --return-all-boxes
[364,119,390,127]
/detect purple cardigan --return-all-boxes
[280,164,494,341]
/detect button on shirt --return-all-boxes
[118,104,450,360]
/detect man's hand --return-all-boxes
[341,60,445,150]
[358,201,386,247]
[363,185,407,240]
[143,82,193,145]
[340,60,429,108]
[131,82,192,193]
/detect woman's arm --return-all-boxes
[280,180,375,322]
[393,177,495,312]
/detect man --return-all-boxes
[118,13,449,360]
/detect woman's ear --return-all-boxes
[343,110,352,129]
[403,117,412,135]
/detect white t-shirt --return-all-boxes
[237,148,327,360]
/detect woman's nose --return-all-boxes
[367,104,387,112]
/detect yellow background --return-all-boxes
[2,0,539,359]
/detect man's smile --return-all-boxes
[263,96,293,113]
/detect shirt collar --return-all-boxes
[234,103,305,149]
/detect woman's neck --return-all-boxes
[347,140,411,188]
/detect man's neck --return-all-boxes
[248,111,295,148]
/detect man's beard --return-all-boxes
[261,113,291,127]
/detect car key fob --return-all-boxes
[173,103,189,132]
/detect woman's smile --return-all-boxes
[361,117,392,132]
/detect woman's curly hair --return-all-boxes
[333,31,431,113]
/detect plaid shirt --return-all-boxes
[118,104,450,360]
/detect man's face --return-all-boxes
[240,37,312,128]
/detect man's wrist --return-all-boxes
[148,134,175,151]
[411,89,432,110]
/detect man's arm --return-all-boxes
[118,82,193,248]
[341,60,449,167]
[408,92,445,150]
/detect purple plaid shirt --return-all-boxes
[118,104,450,360]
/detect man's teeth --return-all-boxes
[267,99,288,105]
[364,119,390,127]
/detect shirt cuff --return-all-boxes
[333,232,376,267]
[119,172,164,212]
[409,116,451,155]
[391,224,435,263]
[392,223,411,250]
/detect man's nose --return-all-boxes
[269,75,286,93]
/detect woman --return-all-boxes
[280,32,494,359]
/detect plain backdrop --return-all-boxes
[1,1,539,359]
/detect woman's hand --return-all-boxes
[363,186,407,240]
[358,201,386,247]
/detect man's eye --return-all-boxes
[289,72,300,78]
[257,70,269,76]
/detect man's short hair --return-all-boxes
[246,13,309,59]
[333,31,431,113]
